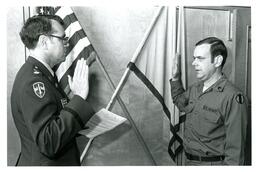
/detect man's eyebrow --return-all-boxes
[193,56,205,59]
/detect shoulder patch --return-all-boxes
[33,82,45,98]
[235,93,244,104]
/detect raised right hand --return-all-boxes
[68,58,89,100]
[172,53,181,81]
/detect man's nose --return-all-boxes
[192,58,197,66]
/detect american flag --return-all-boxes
[53,6,95,98]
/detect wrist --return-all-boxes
[73,93,86,100]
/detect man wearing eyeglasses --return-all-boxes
[11,15,95,166]
[170,37,248,165]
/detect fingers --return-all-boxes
[172,53,182,80]
[74,58,88,79]
[68,75,72,86]
[74,59,85,77]
[81,58,86,77]
[70,58,89,99]
[73,60,80,78]
[81,59,89,80]
[83,63,89,79]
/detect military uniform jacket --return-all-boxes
[11,56,95,166]
[170,75,248,165]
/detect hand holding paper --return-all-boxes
[79,108,126,138]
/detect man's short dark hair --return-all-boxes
[19,15,64,49]
[195,37,228,67]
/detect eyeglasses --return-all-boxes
[48,34,69,42]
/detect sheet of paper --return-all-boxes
[79,108,126,138]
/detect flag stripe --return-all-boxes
[66,21,84,39]
[55,8,80,31]
[65,29,86,56]
[56,37,91,80]
[62,13,79,30]
[59,45,94,88]
[55,6,73,20]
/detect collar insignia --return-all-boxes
[33,66,41,75]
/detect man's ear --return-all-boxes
[214,55,223,68]
[38,35,48,49]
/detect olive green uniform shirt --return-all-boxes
[170,75,248,165]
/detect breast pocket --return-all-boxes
[203,111,220,123]
[194,107,222,137]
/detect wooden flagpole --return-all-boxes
[175,6,186,165]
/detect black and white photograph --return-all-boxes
[4,0,253,168]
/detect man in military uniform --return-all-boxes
[170,37,248,165]
[11,14,95,165]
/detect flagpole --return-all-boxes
[174,6,186,165]
[106,6,164,110]
[173,6,182,165]
[80,137,93,163]
[179,6,186,166]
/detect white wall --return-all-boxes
[7,7,26,166]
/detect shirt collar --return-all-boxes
[212,74,228,92]
[30,56,54,76]
[197,74,228,93]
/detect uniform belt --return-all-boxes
[185,152,224,162]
